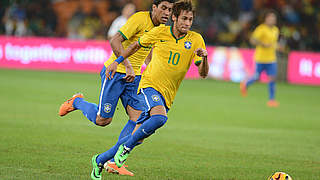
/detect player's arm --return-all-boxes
[144,48,153,66]
[105,41,142,81]
[250,27,271,48]
[106,26,159,80]
[109,32,133,68]
[195,48,209,78]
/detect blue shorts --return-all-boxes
[136,87,169,124]
[255,62,277,78]
[97,66,144,118]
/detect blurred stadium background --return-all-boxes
[0,0,319,179]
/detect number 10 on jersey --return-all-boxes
[168,51,180,65]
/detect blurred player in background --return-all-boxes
[107,3,136,40]
[58,0,174,178]
[240,10,280,107]
[89,0,208,174]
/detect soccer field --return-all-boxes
[0,69,319,180]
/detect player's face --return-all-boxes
[153,1,173,24]
[265,13,277,26]
[174,10,193,34]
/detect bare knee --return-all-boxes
[96,116,112,127]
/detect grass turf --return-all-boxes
[0,69,319,180]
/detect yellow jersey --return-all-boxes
[252,24,279,63]
[104,11,155,75]
[138,25,206,108]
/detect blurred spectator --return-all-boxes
[3,3,27,36]
[107,3,136,39]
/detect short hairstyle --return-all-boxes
[263,9,278,21]
[172,0,195,18]
[153,0,175,6]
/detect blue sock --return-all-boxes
[124,115,167,150]
[118,120,136,141]
[268,81,275,100]
[96,135,131,165]
[246,76,258,88]
[73,98,97,124]
[108,120,136,163]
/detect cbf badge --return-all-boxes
[151,95,160,102]
[104,103,112,113]
[184,41,192,49]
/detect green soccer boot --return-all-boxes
[114,144,131,168]
[91,154,103,180]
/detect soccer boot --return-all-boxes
[114,144,130,168]
[104,161,134,176]
[91,154,103,180]
[240,81,247,97]
[58,93,83,116]
[267,100,279,107]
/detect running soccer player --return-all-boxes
[240,10,280,107]
[58,0,174,177]
[90,1,208,174]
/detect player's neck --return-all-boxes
[264,23,274,28]
[172,25,186,39]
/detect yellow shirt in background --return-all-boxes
[138,25,206,108]
[252,24,279,63]
[104,11,155,75]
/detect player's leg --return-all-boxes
[117,75,144,141]
[241,63,264,96]
[266,62,279,107]
[96,76,145,175]
[115,88,168,167]
[58,66,111,121]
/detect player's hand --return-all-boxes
[261,43,272,48]
[123,64,135,82]
[106,62,119,80]
[195,48,208,57]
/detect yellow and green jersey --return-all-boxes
[252,24,279,63]
[104,11,155,75]
[138,25,206,108]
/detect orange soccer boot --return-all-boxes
[240,81,247,97]
[267,100,279,107]
[104,161,134,176]
[58,93,83,116]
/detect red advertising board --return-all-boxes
[0,36,268,82]
[288,51,320,85]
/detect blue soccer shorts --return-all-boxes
[254,62,277,78]
[97,66,144,118]
[136,87,169,124]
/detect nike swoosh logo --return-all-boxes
[144,30,149,32]
[142,129,149,135]
[160,40,166,42]
[93,169,100,178]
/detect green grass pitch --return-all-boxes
[0,69,319,180]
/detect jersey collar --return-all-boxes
[170,25,187,43]
[149,11,157,27]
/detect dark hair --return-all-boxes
[263,9,278,21]
[172,0,194,18]
[153,0,175,6]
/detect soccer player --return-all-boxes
[240,10,280,107]
[58,0,174,177]
[90,0,208,175]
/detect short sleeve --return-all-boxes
[252,26,263,41]
[118,13,142,40]
[138,26,162,48]
[194,34,206,65]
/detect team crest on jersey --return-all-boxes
[104,103,112,113]
[151,95,160,102]
[184,41,192,49]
